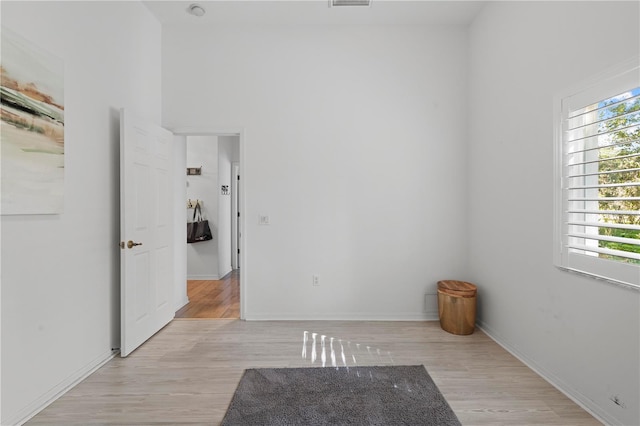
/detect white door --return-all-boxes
[120,109,174,357]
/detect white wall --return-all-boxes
[186,136,219,279]
[468,2,640,425]
[0,2,162,424]
[1,2,635,425]
[217,136,239,278]
[163,24,470,320]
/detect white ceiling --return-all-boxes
[143,1,486,26]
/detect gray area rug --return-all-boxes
[221,365,461,425]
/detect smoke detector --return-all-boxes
[329,0,371,7]
[188,4,206,17]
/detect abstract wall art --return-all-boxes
[1,27,64,215]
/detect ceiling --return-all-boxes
[143,1,486,26]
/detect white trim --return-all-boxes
[244,313,439,321]
[556,265,640,292]
[553,88,565,268]
[231,162,240,271]
[5,350,116,426]
[553,57,640,110]
[169,126,247,320]
[175,295,190,311]
[187,274,220,280]
[553,56,640,289]
[477,321,614,426]
[219,267,233,280]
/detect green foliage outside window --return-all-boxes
[598,91,640,263]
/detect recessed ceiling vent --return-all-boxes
[329,0,371,7]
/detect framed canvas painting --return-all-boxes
[1,27,64,215]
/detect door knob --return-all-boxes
[127,240,143,249]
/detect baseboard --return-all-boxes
[245,312,439,321]
[219,268,233,279]
[187,274,219,280]
[5,349,116,426]
[476,320,615,426]
[175,295,190,311]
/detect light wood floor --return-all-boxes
[176,270,240,319]
[27,320,600,425]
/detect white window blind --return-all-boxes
[555,58,640,289]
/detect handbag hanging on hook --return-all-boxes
[187,202,213,243]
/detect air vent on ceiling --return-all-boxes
[329,0,371,7]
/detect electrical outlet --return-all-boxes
[312,275,320,286]
[259,215,270,225]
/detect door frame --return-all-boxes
[231,161,240,270]
[170,126,246,319]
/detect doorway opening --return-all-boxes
[176,270,239,318]
[173,130,244,320]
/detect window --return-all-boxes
[554,58,640,289]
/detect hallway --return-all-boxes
[175,270,239,319]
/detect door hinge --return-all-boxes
[237,175,240,180]
[237,212,240,217]
[238,249,240,254]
